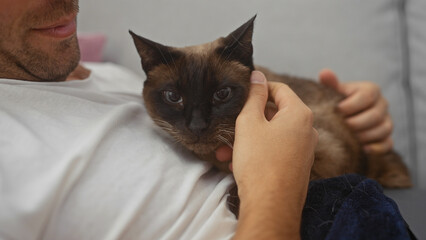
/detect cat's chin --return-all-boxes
[184,142,221,155]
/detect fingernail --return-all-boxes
[251,71,265,84]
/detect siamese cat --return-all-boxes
[129,16,411,189]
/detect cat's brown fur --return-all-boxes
[130,16,412,188]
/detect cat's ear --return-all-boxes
[129,30,181,73]
[218,15,256,69]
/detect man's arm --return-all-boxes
[216,69,394,164]
[232,71,317,239]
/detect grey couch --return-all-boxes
[78,0,425,238]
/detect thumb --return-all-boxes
[319,69,342,93]
[239,71,268,119]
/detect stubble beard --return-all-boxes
[17,35,81,82]
[0,0,81,82]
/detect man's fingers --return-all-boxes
[364,137,394,154]
[268,82,313,126]
[318,69,394,154]
[264,102,278,121]
[345,97,388,131]
[239,71,268,120]
[268,82,300,111]
[319,69,340,91]
[356,115,393,143]
[338,83,380,116]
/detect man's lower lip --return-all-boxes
[32,19,77,38]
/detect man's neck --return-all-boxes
[0,62,42,81]
[0,63,90,81]
[66,64,91,81]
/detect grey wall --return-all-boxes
[77,0,400,81]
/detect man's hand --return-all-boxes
[215,68,394,169]
[232,71,317,240]
[232,72,317,194]
[319,69,393,154]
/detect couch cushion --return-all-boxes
[407,0,426,189]
[78,0,414,177]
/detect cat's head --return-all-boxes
[130,16,256,155]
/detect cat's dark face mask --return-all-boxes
[130,16,256,154]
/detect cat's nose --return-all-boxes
[187,109,208,134]
[188,117,208,134]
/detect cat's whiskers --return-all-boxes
[216,134,233,149]
[218,129,234,137]
[153,118,181,138]
[153,118,172,129]
[217,123,235,128]
[220,131,234,146]
[214,123,235,149]
[216,124,235,132]
[218,128,235,133]
[171,136,183,144]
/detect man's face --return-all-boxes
[0,0,80,81]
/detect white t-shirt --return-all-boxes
[0,63,237,240]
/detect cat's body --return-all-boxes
[247,66,362,181]
[130,16,412,188]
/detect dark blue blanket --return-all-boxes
[302,174,415,240]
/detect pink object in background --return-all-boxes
[77,33,106,62]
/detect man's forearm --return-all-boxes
[233,179,308,240]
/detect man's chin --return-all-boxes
[184,142,221,155]
[25,37,81,81]
[37,58,79,82]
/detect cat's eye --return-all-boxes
[213,87,232,103]
[163,90,183,105]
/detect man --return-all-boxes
[0,0,394,239]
